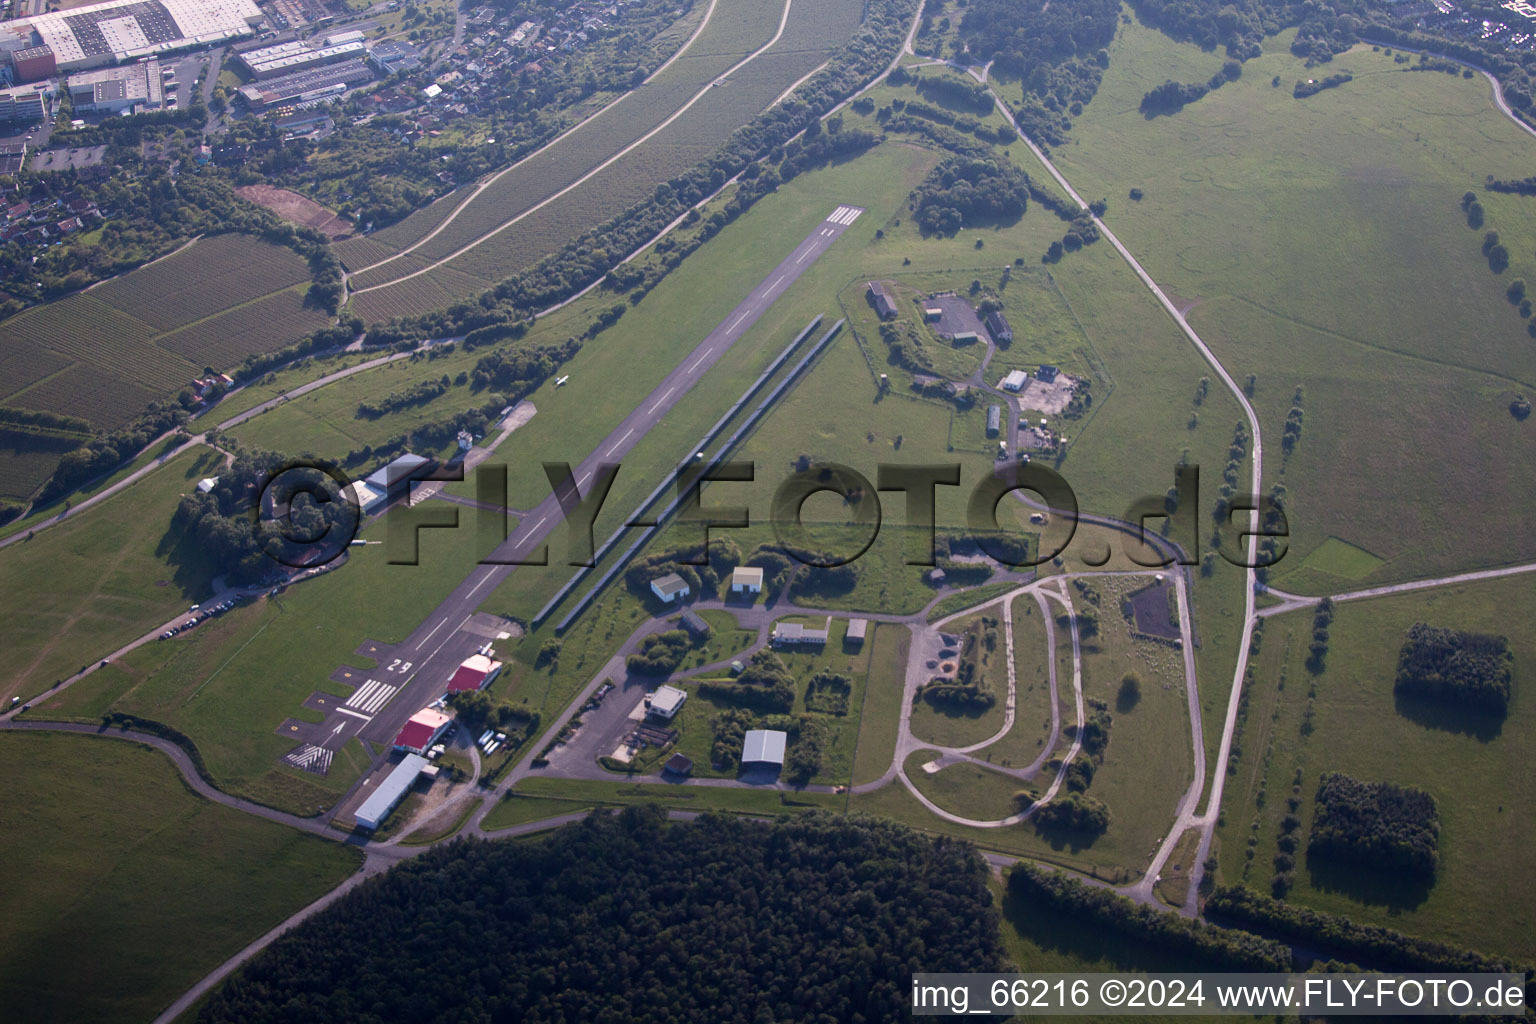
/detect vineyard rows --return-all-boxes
[8,362,166,432]
[0,428,83,501]
[348,0,784,280]
[0,340,72,403]
[353,0,864,319]
[155,287,332,369]
[91,235,311,332]
[334,190,472,270]
[0,234,332,433]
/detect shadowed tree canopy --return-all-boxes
[197,809,1007,1023]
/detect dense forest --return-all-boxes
[1395,623,1514,715]
[198,809,1007,1023]
[1308,772,1440,878]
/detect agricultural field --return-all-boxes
[1055,19,1536,588]
[0,424,92,503]
[0,446,223,704]
[90,233,312,331]
[0,732,360,1024]
[0,234,329,440]
[1218,575,1536,962]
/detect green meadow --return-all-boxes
[1056,18,1536,589]
[1218,574,1536,962]
[0,732,358,1023]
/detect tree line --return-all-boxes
[1206,885,1522,974]
[1006,862,1291,971]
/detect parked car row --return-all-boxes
[159,597,241,639]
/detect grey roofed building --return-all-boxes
[679,610,710,638]
[846,618,868,645]
[984,309,1013,344]
[986,404,1001,436]
[1037,364,1060,382]
[741,728,787,767]
[772,621,828,646]
[867,281,897,320]
[365,452,430,490]
[650,572,690,602]
[353,753,428,830]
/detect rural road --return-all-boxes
[981,73,1265,905]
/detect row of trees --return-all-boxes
[197,809,1007,1023]
[1308,771,1441,879]
[1139,61,1242,117]
[1394,622,1514,715]
[1006,862,1291,971]
[1294,72,1352,98]
[1206,885,1518,973]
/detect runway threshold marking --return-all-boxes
[335,706,373,722]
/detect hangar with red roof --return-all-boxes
[393,707,451,755]
[446,651,502,693]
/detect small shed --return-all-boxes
[986,404,1002,437]
[650,572,690,603]
[679,610,710,639]
[730,566,764,594]
[984,309,1014,345]
[846,618,868,648]
[1037,364,1060,383]
[664,752,694,777]
[867,281,897,320]
[1001,370,1028,392]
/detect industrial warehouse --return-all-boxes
[0,0,261,74]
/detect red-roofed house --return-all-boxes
[446,652,503,693]
[393,708,452,754]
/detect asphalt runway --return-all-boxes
[309,204,866,788]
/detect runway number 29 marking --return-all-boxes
[386,659,413,673]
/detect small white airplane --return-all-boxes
[554,375,569,387]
